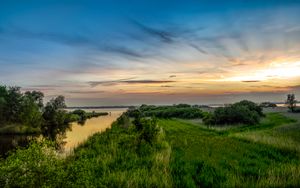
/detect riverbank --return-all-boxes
[0,111,109,135]
[0,108,125,157]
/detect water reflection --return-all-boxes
[63,108,125,153]
[0,108,126,156]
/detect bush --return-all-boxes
[260,102,277,108]
[0,140,66,187]
[205,100,264,126]
[130,104,203,119]
[292,108,300,113]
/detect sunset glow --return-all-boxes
[1,0,300,105]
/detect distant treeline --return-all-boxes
[68,109,108,125]
[128,101,265,126]
[127,104,204,119]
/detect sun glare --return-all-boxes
[222,60,300,82]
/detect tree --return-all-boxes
[20,95,43,128]
[286,94,297,112]
[204,100,263,126]
[5,87,23,122]
[0,86,8,123]
[234,100,264,117]
[42,96,69,141]
[24,91,44,108]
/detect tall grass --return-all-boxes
[0,118,173,187]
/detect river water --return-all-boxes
[0,108,126,156]
[63,108,126,153]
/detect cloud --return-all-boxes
[124,80,175,84]
[103,45,145,58]
[131,20,175,43]
[189,43,208,54]
[27,84,61,88]
[66,90,106,94]
[169,75,176,78]
[241,80,261,83]
[88,78,175,87]
[131,19,211,55]
[1,26,147,59]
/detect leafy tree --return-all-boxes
[24,90,44,108]
[0,86,8,123]
[5,86,23,122]
[72,109,87,121]
[286,94,297,112]
[19,95,43,128]
[42,96,69,140]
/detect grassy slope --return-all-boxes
[159,113,300,187]
[63,122,172,187]
[232,113,300,154]
[0,121,173,187]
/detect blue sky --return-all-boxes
[1,0,300,106]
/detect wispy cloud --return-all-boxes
[88,78,175,87]
[1,26,147,59]
[161,85,174,88]
[241,80,261,83]
[131,20,175,43]
[66,90,106,94]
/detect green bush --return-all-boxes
[0,140,66,187]
[205,100,264,126]
[128,104,203,119]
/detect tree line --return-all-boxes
[126,104,204,119]
[0,86,72,141]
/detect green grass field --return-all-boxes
[159,112,300,187]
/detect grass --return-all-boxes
[159,113,300,187]
[65,122,172,187]
[0,120,173,187]
[182,113,296,134]
[232,113,300,155]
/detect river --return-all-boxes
[0,108,126,157]
[63,108,126,153]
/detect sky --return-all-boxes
[0,0,300,106]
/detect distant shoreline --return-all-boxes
[66,102,299,109]
[66,106,132,109]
